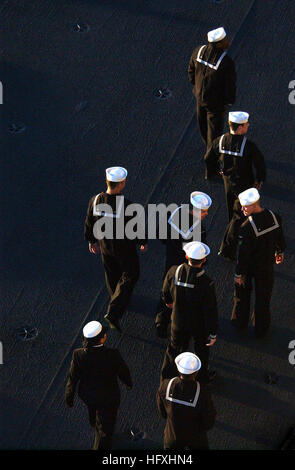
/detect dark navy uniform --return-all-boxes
[156,376,216,449]
[65,344,132,449]
[205,133,266,257]
[160,263,218,381]
[188,43,236,148]
[232,209,286,337]
[155,206,206,337]
[84,192,146,323]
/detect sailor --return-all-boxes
[160,241,218,382]
[84,167,147,333]
[155,191,212,339]
[156,352,216,449]
[231,188,286,337]
[65,321,133,449]
[205,111,266,260]
[188,27,236,150]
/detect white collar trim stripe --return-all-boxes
[249,210,279,237]
[174,264,205,288]
[165,377,201,407]
[93,194,124,218]
[219,135,247,156]
[196,45,227,70]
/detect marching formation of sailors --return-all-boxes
[65,26,286,451]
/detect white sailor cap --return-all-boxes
[190,191,212,210]
[238,188,260,206]
[228,111,249,124]
[175,352,202,374]
[106,166,128,182]
[207,27,226,43]
[183,241,210,260]
[83,321,106,338]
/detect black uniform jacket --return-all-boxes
[163,263,218,336]
[161,205,207,268]
[236,209,286,276]
[157,377,216,448]
[188,43,236,109]
[205,133,266,189]
[65,346,133,408]
[84,192,146,256]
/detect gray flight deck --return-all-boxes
[1,0,295,451]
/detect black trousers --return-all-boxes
[231,268,274,337]
[87,405,118,450]
[161,329,209,382]
[219,197,245,258]
[223,179,239,222]
[155,243,186,330]
[155,296,172,331]
[196,103,225,149]
[101,252,139,320]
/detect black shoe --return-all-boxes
[104,314,122,334]
[130,428,147,441]
[218,250,236,262]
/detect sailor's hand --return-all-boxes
[275,253,284,264]
[206,336,216,347]
[166,303,173,309]
[234,274,245,286]
[140,244,148,253]
[89,242,99,254]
